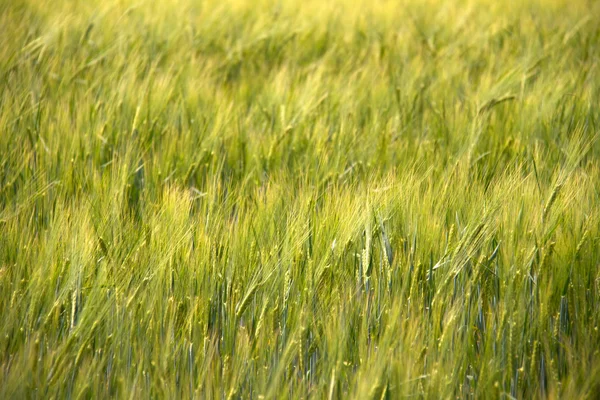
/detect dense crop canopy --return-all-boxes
[1,0,599,397]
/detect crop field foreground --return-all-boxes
[1,0,600,398]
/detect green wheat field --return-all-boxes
[1,0,600,398]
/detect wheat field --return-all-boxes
[1,0,600,398]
